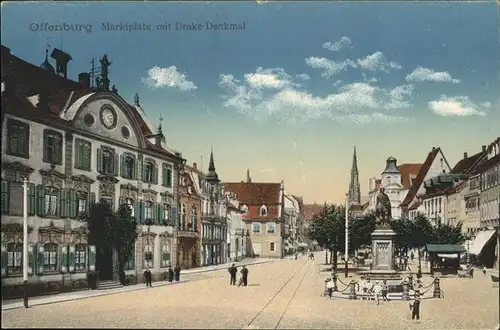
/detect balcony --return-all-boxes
[176,229,197,238]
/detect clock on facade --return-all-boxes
[100,106,116,129]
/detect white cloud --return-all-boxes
[357,51,402,72]
[405,67,460,84]
[219,69,413,123]
[362,73,378,83]
[428,95,489,117]
[333,80,343,87]
[305,56,357,77]
[244,67,299,89]
[143,66,197,91]
[323,36,352,52]
[296,73,311,81]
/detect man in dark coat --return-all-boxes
[239,265,249,287]
[167,265,174,282]
[174,264,181,282]
[228,264,238,285]
[409,292,421,320]
[143,268,152,287]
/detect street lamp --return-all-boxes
[22,177,29,308]
[344,193,349,278]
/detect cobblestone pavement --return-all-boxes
[2,252,498,329]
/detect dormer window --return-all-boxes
[260,205,268,216]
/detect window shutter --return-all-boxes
[68,245,76,273]
[83,142,91,170]
[167,167,172,187]
[139,200,145,223]
[60,245,68,273]
[59,188,67,218]
[36,184,46,217]
[43,132,49,162]
[74,141,81,169]
[162,165,166,186]
[171,206,177,227]
[120,154,125,177]
[36,244,45,275]
[113,154,119,177]
[1,241,7,277]
[157,204,164,225]
[28,183,36,216]
[135,158,140,180]
[96,148,103,173]
[88,192,96,211]
[28,243,35,275]
[88,245,96,271]
[151,202,157,224]
[142,162,147,182]
[1,181,10,214]
[134,201,141,223]
[69,189,77,218]
[153,166,159,185]
[55,135,62,164]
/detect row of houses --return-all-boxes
[356,139,500,268]
[0,45,309,299]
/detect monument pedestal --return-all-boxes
[359,228,401,280]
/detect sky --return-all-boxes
[1,1,499,204]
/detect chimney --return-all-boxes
[50,48,72,79]
[78,73,90,88]
[193,162,197,169]
[463,152,468,159]
[482,145,486,152]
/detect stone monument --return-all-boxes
[360,188,401,280]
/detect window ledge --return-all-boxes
[6,152,29,159]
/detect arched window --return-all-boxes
[102,150,114,174]
[191,207,197,232]
[144,201,153,220]
[144,162,154,183]
[75,243,87,271]
[260,205,268,217]
[124,156,135,179]
[43,243,58,272]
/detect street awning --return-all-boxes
[426,244,466,254]
[469,230,496,255]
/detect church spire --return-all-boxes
[205,148,219,183]
[348,146,361,205]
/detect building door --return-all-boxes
[97,246,113,280]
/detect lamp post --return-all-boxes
[344,193,349,278]
[22,177,29,308]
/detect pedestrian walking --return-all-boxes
[409,292,421,320]
[238,265,249,287]
[167,265,174,282]
[143,268,152,287]
[381,279,389,301]
[228,264,238,285]
[372,280,383,305]
[326,278,335,298]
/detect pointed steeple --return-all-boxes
[40,49,55,73]
[246,169,252,183]
[205,148,219,183]
[348,146,361,205]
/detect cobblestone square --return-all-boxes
[2,253,498,329]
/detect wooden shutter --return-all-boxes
[167,167,172,187]
[74,140,81,169]
[60,245,68,273]
[68,245,76,273]
[69,189,77,218]
[151,202,157,224]
[28,243,35,275]
[120,154,125,177]
[88,245,96,271]
[171,206,177,227]
[153,166,159,185]
[36,184,46,217]
[1,241,7,277]
[142,162,147,182]
[113,153,119,177]
[139,200,145,223]
[36,244,45,275]
[43,132,49,162]
[55,134,62,164]
[1,181,9,214]
[135,158,140,180]
[134,201,141,223]
[162,164,166,186]
[58,188,66,218]
[28,183,36,216]
[96,148,103,173]
[157,204,164,225]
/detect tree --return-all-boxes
[349,213,376,253]
[392,217,417,255]
[431,221,465,245]
[80,201,138,285]
[307,204,346,269]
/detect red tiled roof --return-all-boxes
[1,44,176,158]
[398,163,423,190]
[223,182,281,204]
[302,204,325,222]
[400,148,441,207]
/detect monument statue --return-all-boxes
[375,187,392,228]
